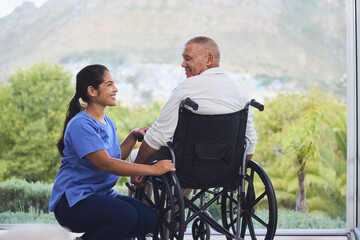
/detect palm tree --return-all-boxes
[282,104,323,213]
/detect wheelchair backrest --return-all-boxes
[172,107,248,188]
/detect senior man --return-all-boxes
[132,36,257,185]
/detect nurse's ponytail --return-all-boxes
[56,64,109,156]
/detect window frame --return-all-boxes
[348,0,359,239]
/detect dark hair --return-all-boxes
[57,64,109,156]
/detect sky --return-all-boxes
[0,0,47,18]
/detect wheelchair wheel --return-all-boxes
[136,172,185,240]
[221,160,277,240]
[192,217,211,240]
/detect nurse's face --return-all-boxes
[94,71,118,106]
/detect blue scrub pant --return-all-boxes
[54,193,157,240]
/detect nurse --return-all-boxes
[49,64,175,240]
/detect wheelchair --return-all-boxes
[128,98,278,240]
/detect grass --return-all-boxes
[0,207,57,224]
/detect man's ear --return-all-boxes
[206,54,214,67]
[87,86,97,97]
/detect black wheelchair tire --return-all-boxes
[191,217,211,240]
[135,172,185,240]
[220,160,277,240]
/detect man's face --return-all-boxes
[181,43,209,78]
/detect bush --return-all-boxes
[0,178,52,213]
[276,210,346,229]
[193,202,345,230]
[0,178,130,224]
[0,178,129,214]
[0,179,346,229]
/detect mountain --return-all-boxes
[0,0,346,90]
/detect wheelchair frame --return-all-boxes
[129,98,277,240]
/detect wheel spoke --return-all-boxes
[141,190,156,208]
[249,211,268,228]
[247,217,257,240]
[221,160,277,240]
[251,191,267,206]
[240,214,247,238]
[133,173,185,240]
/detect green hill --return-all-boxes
[0,0,346,90]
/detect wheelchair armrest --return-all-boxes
[250,99,264,111]
[183,97,199,110]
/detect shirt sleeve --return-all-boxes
[246,107,257,155]
[144,86,185,150]
[66,118,106,159]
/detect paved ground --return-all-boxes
[49,232,353,240]
[0,225,350,240]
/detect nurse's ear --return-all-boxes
[87,86,99,98]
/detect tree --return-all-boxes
[0,62,73,182]
[282,104,323,213]
[106,101,163,142]
[254,88,346,217]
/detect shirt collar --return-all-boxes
[200,67,225,75]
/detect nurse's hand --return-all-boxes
[131,160,175,188]
[151,160,175,176]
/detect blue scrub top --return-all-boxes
[49,111,121,212]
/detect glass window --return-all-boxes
[0,0,348,234]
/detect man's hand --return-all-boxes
[131,175,147,188]
[132,126,149,140]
